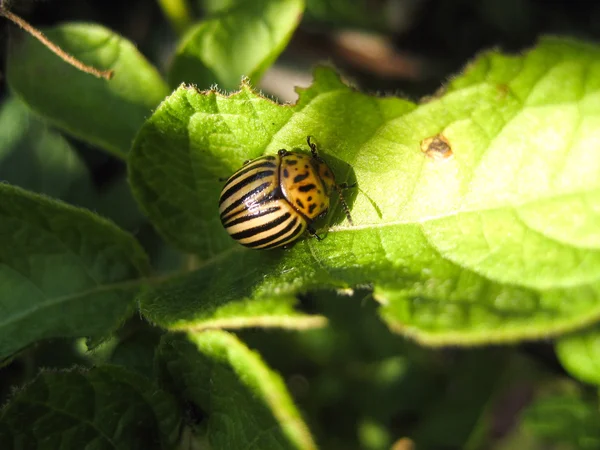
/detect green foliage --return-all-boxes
[7,23,169,157]
[141,270,327,330]
[0,365,182,448]
[168,0,305,89]
[556,325,600,385]
[520,393,600,449]
[0,97,93,204]
[131,37,600,347]
[0,184,150,360]
[157,331,317,449]
[2,0,600,446]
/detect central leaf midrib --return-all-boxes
[330,185,600,236]
[0,277,144,329]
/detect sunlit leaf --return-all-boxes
[169,0,304,89]
[157,331,317,449]
[131,37,600,345]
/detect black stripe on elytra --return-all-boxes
[220,209,241,225]
[224,160,276,185]
[231,212,291,240]
[298,184,316,192]
[219,169,274,205]
[221,189,283,224]
[293,172,309,183]
[262,221,304,249]
[222,205,281,227]
[268,185,284,200]
[219,182,271,219]
[246,216,299,248]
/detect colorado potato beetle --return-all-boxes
[219,136,353,249]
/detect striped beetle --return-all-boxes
[219,136,353,249]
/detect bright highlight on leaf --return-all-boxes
[168,0,305,90]
[130,36,600,346]
[157,331,317,450]
[7,22,169,157]
[0,184,150,360]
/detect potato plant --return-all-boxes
[1,1,600,449]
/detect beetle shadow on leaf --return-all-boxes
[316,154,358,231]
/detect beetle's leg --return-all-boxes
[338,182,357,190]
[278,148,289,157]
[333,183,355,226]
[307,226,323,241]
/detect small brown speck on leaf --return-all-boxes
[420,134,453,161]
[496,83,510,99]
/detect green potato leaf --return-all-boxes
[556,325,600,385]
[7,22,169,157]
[108,326,163,377]
[157,331,317,449]
[519,393,600,449]
[0,365,181,449]
[168,0,305,89]
[140,256,327,330]
[0,184,150,360]
[131,37,600,345]
[0,97,94,204]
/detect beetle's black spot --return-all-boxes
[317,190,322,194]
[293,172,309,183]
[324,170,331,177]
[308,203,317,214]
[299,184,316,192]
[304,165,309,169]
[283,168,289,178]
[296,199,305,209]
[287,159,298,166]
[307,196,312,201]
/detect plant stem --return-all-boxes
[0,7,114,80]
[157,0,194,35]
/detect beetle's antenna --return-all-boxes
[307,136,319,158]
